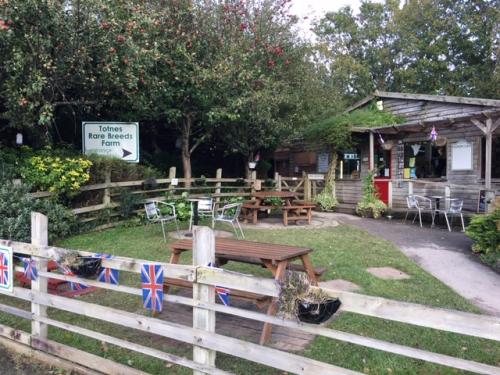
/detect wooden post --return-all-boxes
[192,227,216,375]
[275,173,282,192]
[214,168,222,205]
[388,181,393,209]
[408,181,413,195]
[168,167,177,192]
[31,212,48,340]
[369,132,375,171]
[304,173,311,202]
[312,180,317,200]
[250,171,257,193]
[103,170,111,206]
[485,124,492,190]
[445,186,451,210]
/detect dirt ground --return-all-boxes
[0,345,71,375]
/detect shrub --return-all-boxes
[0,182,77,242]
[88,155,159,183]
[163,192,192,221]
[315,191,338,211]
[466,209,500,269]
[356,170,386,219]
[118,189,142,219]
[20,155,92,195]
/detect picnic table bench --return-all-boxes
[167,238,323,344]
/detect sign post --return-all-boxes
[82,122,139,163]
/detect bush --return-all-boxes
[88,155,159,183]
[20,155,92,195]
[118,189,142,219]
[466,209,500,269]
[315,191,338,211]
[0,182,77,242]
[355,171,386,219]
[163,192,192,222]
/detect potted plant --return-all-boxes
[356,170,387,219]
[277,271,341,324]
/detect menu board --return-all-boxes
[317,152,329,173]
[451,141,473,170]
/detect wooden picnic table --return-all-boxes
[251,191,298,207]
[168,238,320,345]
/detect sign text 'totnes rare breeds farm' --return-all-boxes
[82,122,139,163]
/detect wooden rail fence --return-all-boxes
[0,213,498,374]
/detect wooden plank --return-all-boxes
[375,90,500,108]
[10,287,360,375]
[0,302,32,320]
[192,227,217,374]
[31,212,48,340]
[35,316,232,375]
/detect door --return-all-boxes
[374,179,390,205]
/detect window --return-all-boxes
[404,142,446,179]
[374,148,391,178]
[338,150,361,179]
[481,136,500,178]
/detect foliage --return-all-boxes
[315,1,500,100]
[0,182,76,242]
[326,105,405,129]
[315,191,338,211]
[264,197,284,207]
[20,155,92,195]
[466,209,500,269]
[87,156,159,183]
[356,170,387,219]
[118,189,142,219]
[163,192,191,222]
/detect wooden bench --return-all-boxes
[282,205,315,226]
[164,277,271,308]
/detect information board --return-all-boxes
[0,245,13,294]
[451,140,472,171]
[82,122,139,163]
[317,153,329,173]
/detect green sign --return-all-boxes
[82,122,139,163]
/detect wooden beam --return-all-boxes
[369,132,375,171]
[471,118,487,134]
[375,91,500,108]
[485,120,493,190]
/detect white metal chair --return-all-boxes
[212,202,244,239]
[189,197,214,231]
[404,195,435,228]
[436,199,465,232]
[144,201,179,241]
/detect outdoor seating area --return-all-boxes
[404,194,466,232]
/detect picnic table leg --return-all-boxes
[165,250,182,294]
[283,210,288,226]
[259,260,288,345]
[300,254,318,285]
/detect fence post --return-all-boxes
[168,167,177,192]
[214,168,222,205]
[250,171,257,193]
[192,226,216,375]
[103,169,111,206]
[303,173,311,202]
[31,212,48,340]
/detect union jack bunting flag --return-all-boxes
[215,286,230,306]
[98,267,119,285]
[0,246,12,292]
[141,263,164,312]
[22,258,38,281]
[61,266,89,291]
[208,263,231,306]
[94,253,119,285]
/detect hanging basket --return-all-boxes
[297,298,342,324]
[435,136,447,147]
[381,140,394,151]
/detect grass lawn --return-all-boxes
[0,221,499,374]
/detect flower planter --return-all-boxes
[69,257,102,278]
[297,298,341,324]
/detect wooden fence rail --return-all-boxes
[0,213,499,374]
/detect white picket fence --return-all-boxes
[0,213,498,374]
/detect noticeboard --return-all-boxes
[317,153,329,173]
[82,122,139,163]
[451,141,473,171]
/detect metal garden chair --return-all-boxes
[188,197,215,231]
[144,201,180,242]
[404,195,435,228]
[436,199,465,232]
[212,202,244,239]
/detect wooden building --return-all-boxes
[274,91,500,213]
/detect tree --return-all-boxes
[315,0,500,101]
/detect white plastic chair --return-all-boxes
[212,202,244,239]
[189,197,214,231]
[404,195,435,228]
[436,199,465,232]
[144,201,179,241]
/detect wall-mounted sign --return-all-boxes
[308,174,324,180]
[82,122,139,163]
[344,153,359,160]
[0,245,13,294]
[317,153,329,173]
[451,140,473,171]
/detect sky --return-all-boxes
[290,0,383,39]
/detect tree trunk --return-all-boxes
[325,152,338,198]
[181,115,192,188]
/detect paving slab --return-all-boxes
[366,267,411,280]
[319,279,361,292]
